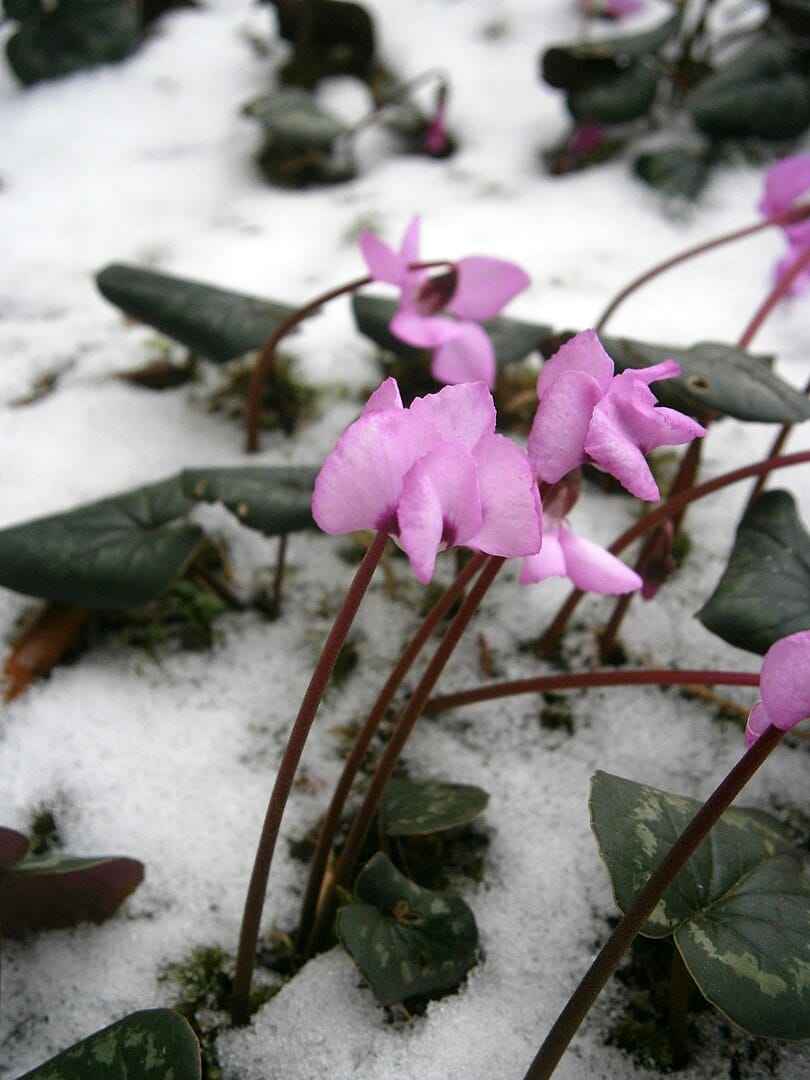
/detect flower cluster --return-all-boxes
[360,216,529,389]
[745,631,810,747]
[759,153,810,297]
[312,379,542,583]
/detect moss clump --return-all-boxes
[28,805,61,855]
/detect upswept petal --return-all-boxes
[397,442,482,584]
[399,216,422,265]
[584,400,660,500]
[360,230,408,285]
[557,523,642,593]
[758,630,810,731]
[598,370,705,454]
[519,535,566,584]
[409,380,496,450]
[362,377,404,415]
[528,369,604,484]
[312,410,441,536]
[537,329,614,399]
[446,256,530,321]
[430,320,497,388]
[469,434,543,557]
[390,309,460,348]
[759,154,810,246]
[775,244,810,297]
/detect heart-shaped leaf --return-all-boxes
[687,39,810,140]
[181,466,317,536]
[243,88,349,150]
[1,847,144,937]
[96,264,299,363]
[5,0,140,86]
[336,853,478,1006]
[633,145,713,201]
[567,61,659,126]
[351,294,551,366]
[272,0,376,85]
[0,477,202,610]
[380,779,489,837]
[598,334,810,423]
[16,1009,201,1079]
[0,826,30,869]
[699,490,810,655]
[590,771,810,1039]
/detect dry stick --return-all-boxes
[244,260,452,453]
[534,449,810,657]
[593,202,810,334]
[306,555,506,956]
[523,724,784,1079]
[231,530,388,1025]
[425,668,758,715]
[295,551,489,956]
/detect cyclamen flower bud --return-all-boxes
[744,631,810,747]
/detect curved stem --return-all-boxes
[306,555,505,955]
[523,724,784,1079]
[534,450,810,657]
[230,530,388,1025]
[594,203,810,333]
[244,260,453,453]
[295,551,488,956]
[737,242,810,351]
[745,374,810,511]
[425,668,759,715]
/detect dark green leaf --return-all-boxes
[599,334,810,422]
[567,61,659,126]
[351,294,551,366]
[0,477,202,610]
[242,88,349,150]
[542,10,680,87]
[698,490,810,655]
[181,466,317,536]
[590,771,810,1039]
[96,264,299,364]
[0,826,30,869]
[16,1009,201,1079]
[336,853,478,1006]
[633,145,713,201]
[5,0,139,86]
[380,779,489,837]
[1,849,144,937]
[272,0,376,85]
[687,40,810,140]
[770,0,810,36]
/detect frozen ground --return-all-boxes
[1,2,808,1077]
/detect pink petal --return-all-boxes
[537,330,614,400]
[744,701,772,748]
[557,523,642,593]
[312,410,441,536]
[519,533,566,584]
[390,309,460,349]
[398,216,421,266]
[430,320,497,388]
[360,231,407,286]
[774,244,810,297]
[759,154,810,245]
[409,381,496,450]
[446,257,530,321]
[759,630,810,731]
[584,406,660,500]
[528,369,605,484]
[362,377,404,415]
[469,434,543,557]
[397,442,482,583]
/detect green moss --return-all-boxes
[204,350,318,435]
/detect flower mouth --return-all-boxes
[415,268,458,315]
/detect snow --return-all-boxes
[1,1,808,1077]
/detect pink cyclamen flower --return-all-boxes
[744,630,810,747]
[759,154,810,297]
[359,216,530,389]
[577,0,643,18]
[519,474,641,593]
[312,378,542,584]
[528,330,706,501]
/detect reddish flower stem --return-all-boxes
[231,530,388,1025]
[745,371,810,512]
[305,555,505,956]
[425,668,759,715]
[737,241,810,351]
[295,551,489,957]
[523,724,785,1079]
[534,450,810,657]
[244,260,451,453]
[594,203,810,333]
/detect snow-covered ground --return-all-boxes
[1,2,808,1077]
